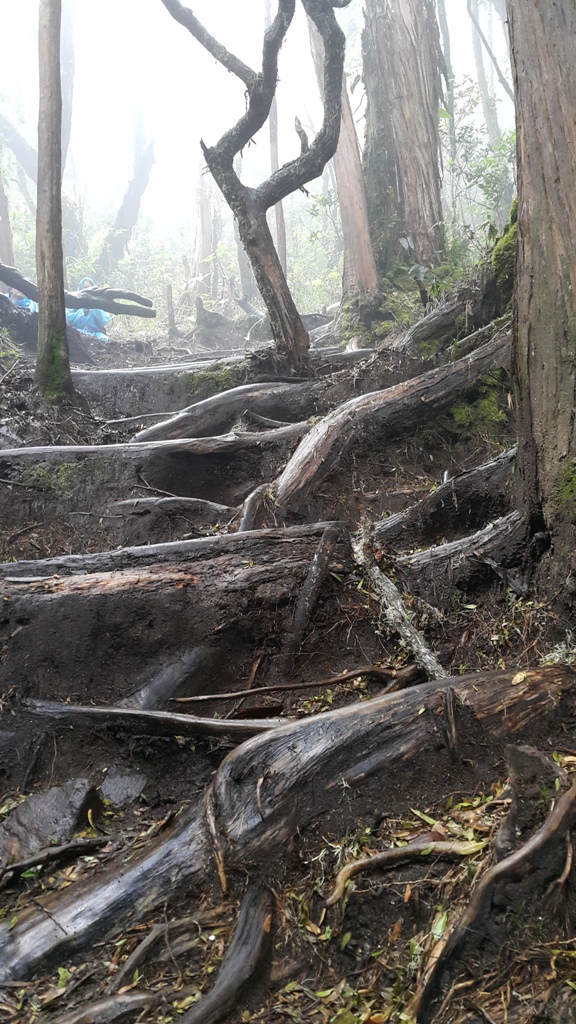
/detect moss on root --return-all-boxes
[491,198,518,309]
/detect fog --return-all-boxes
[0,1,514,270]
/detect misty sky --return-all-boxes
[0,1,514,237]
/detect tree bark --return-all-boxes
[508,0,576,599]
[308,18,379,302]
[362,0,444,275]
[35,0,73,403]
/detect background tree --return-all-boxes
[35,0,72,403]
[308,17,379,305]
[508,0,576,601]
[362,0,444,279]
[160,0,350,371]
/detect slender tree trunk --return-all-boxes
[308,18,379,301]
[470,0,500,145]
[236,195,309,364]
[362,0,444,275]
[508,0,576,597]
[264,0,287,276]
[95,136,155,278]
[192,169,212,299]
[35,0,73,403]
[0,170,15,283]
[437,0,457,164]
[233,156,257,304]
[269,96,287,276]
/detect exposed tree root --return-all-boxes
[326,838,486,906]
[0,523,350,707]
[274,333,510,513]
[179,884,273,1024]
[172,664,424,706]
[25,699,287,738]
[130,381,318,443]
[0,664,571,982]
[373,447,516,552]
[353,522,447,679]
[398,509,528,604]
[410,769,576,1020]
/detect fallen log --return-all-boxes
[274,333,510,514]
[0,524,350,713]
[0,664,571,982]
[373,447,517,552]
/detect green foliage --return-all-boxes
[448,378,507,438]
[285,189,343,311]
[553,463,576,521]
[441,77,516,261]
[491,200,519,308]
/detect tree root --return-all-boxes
[398,509,528,604]
[275,333,510,512]
[326,838,486,906]
[353,522,447,679]
[179,884,274,1024]
[373,447,516,552]
[24,699,287,739]
[409,759,576,1020]
[172,663,424,706]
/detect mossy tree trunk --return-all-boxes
[362,0,444,276]
[35,0,73,404]
[508,0,576,597]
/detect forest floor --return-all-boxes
[0,314,575,1024]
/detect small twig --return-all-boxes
[135,474,179,498]
[172,663,421,704]
[107,922,164,994]
[7,521,46,543]
[326,838,486,906]
[0,836,110,885]
[0,358,20,386]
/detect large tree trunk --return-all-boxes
[362,0,444,275]
[508,0,576,600]
[35,0,73,403]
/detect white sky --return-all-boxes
[0,1,514,235]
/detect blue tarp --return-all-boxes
[65,277,111,341]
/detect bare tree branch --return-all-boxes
[159,0,257,87]
[0,262,156,318]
